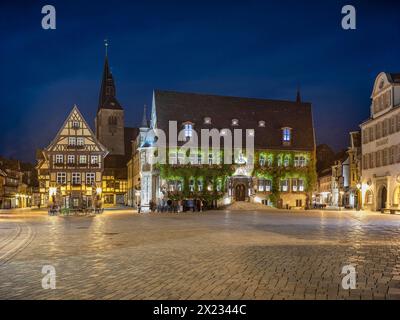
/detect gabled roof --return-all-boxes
[98,56,123,111]
[153,90,315,151]
[45,105,108,154]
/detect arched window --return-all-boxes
[365,190,373,204]
[108,116,117,126]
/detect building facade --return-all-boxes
[129,90,316,211]
[0,157,34,209]
[360,72,400,211]
[315,167,333,206]
[37,106,108,209]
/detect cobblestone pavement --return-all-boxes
[1,208,400,300]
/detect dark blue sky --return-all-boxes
[0,0,399,162]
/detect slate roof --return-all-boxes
[388,73,400,83]
[98,56,123,111]
[153,90,315,151]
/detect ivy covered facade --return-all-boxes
[128,90,316,211]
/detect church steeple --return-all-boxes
[95,40,125,155]
[98,41,122,112]
[296,86,301,103]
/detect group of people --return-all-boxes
[143,199,205,213]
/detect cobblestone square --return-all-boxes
[1,209,400,300]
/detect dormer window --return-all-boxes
[282,127,292,143]
[232,119,239,126]
[204,117,211,124]
[258,120,266,127]
[184,123,193,138]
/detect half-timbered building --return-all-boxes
[37,106,108,208]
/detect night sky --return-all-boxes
[0,0,399,162]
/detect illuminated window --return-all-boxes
[208,153,213,165]
[197,180,203,191]
[55,154,63,164]
[294,156,306,167]
[292,179,298,192]
[86,173,95,185]
[68,137,76,146]
[283,156,290,167]
[282,127,291,142]
[258,179,265,191]
[90,155,98,164]
[280,179,288,192]
[298,179,304,192]
[265,179,271,192]
[79,155,87,164]
[67,155,75,164]
[72,172,81,185]
[259,155,266,166]
[56,172,66,184]
[77,137,84,146]
[184,123,193,138]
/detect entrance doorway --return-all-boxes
[379,186,387,210]
[235,184,246,201]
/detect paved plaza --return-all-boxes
[1,208,400,299]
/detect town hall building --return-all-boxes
[129,90,316,211]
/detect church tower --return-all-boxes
[95,44,125,155]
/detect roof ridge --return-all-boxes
[154,89,311,105]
